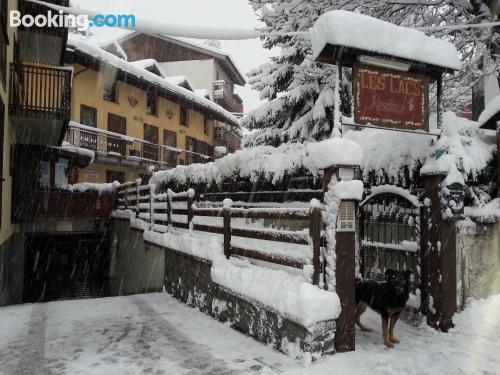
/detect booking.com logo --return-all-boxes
[10,10,136,32]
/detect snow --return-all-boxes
[214,146,227,157]
[58,141,95,162]
[195,89,210,99]
[211,257,341,327]
[361,185,422,207]
[1,293,499,374]
[310,10,461,71]
[478,95,500,128]
[465,198,500,222]
[61,181,121,194]
[420,154,465,186]
[330,180,364,200]
[151,138,363,186]
[345,111,496,184]
[67,34,239,127]
[143,226,333,325]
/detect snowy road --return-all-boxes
[0,293,499,375]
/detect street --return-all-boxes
[0,293,499,375]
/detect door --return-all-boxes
[143,124,159,161]
[107,113,127,156]
[163,129,177,166]
[79,105,98,151]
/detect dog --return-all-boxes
[355,269,412,348]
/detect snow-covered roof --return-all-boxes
[114,32,246,86]
[195,89,210,99]
[310,10,461,72]
[150,138,363,186]
[465,198,500,222]
[478,95,500,129]
[66,34,239,127]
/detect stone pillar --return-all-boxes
[421,174,461,331]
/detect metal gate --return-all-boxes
[359,189,422,293]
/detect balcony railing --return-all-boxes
[36,191,116,218]
[9,63,72,121]
[19,0,70,38]
[213,80,244,114]
[65,124,213,168]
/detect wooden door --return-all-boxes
[143,124,159,161]
[107,113,126,156]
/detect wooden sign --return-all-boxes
[353,63,429,132]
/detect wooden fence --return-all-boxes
[117,181,324,285]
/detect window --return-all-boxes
[143,124,159,161]
[204,116,210,136]
[180,106,188,126]
[54,160,69,188]
[80,105,97,127]
[106,170,125,183]
[146,89,157,116]
[103,81,117,102]
[163,129,177,166]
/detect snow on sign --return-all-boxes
[353,63,429,131]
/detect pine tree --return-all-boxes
[242,0,352,147]
[243,0,499,147]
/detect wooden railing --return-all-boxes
[116,182,324,285]
[213,80,243,113]
[9,63,72,121]
[65,125,214,167]
[35,191,116,218]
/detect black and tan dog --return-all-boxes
[355,269,412,348]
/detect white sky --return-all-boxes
[72,0,275,112]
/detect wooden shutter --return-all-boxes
[163,129,177,166]
[143,124,159,161]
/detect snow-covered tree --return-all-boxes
[243,0,499,147]
[242,1,352,147]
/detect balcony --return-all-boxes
[18,0,69,65]
[64,124,213,169]
[35,191,116,218]
[213,80,244,114]
[10,63,72,146]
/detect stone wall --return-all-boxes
[109,219,165,296]
[158,241,336,360]
[0,234,25,306]
[456,220,500,310]
[110,218,337,360]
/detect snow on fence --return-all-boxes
[116,181,324,285]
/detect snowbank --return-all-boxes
[362,185,422,207]
[59,141,95,162]
[212,257,341,327]
[62,181,121,194]
[420,154,465,186]
[151,138,363,186]
[330,180,364,200]
[310,10,461,71]
[464,198,500,222]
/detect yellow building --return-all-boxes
[64,35,239,184]
[1,0,72,305]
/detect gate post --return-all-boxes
[323,165,362,353]
[421,172,462,331]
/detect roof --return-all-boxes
[310,10,461,74]
[478,95,500,130]
[114,32,246,86]
[66,34,239,128]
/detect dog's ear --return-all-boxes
[384,269,397,280]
